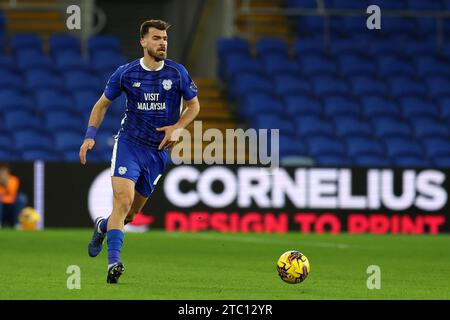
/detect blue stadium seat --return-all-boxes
[410,118,450,139]
[44,110,84,132]
[0,134,12,152]
[382,17,417,34]
[35,89,73,112]
[256,37,289,57]
[292,36,325,55]
[399,97,440,120]
[387,76,427,98]
[55,51,91,71]
[24,70,65,91]
[254,115,295,136]
[368,40,404,56]
[383,137,424,158]
[349,75,388,96]
[90,51,127,73]
[298,54,338,76]
[10,33,42,53]
[377,55,416,77]
[322,96,360,117]
[337,54,377,77]
[414,56,450,77]
[416,17,437,34]
[0,55,17,72]
[88,35,120,53]
[73,90,101,114]
[261,54,299,76]
[223,54,264,80]
[94,132,116,152]
[295,116,334,138]
[404,40,437,57]
[279,136,307,158]
[274,75,312,96]
[392,156,431,168]
[0,70,22,90]
[306,136,346,157]
[345,137,385,158]
[217,37,251,59]
[240,93,280,119]
[334,118,372,139]
[371,117,412,139]
[99,116,121,135]
[0,90,34,112]
[338,16,369,36]
[3,110,40,130]
[315,155,352,167]
[437,97,450,119]
[64,71,100,91]
[61,150,81,162]
[408,0,443,10]
[54,131,82,152]
[296,16,325,35]
[360,96,402,118]
[13,130,53,152]
[330,39,366,56]
[283,94,322,117]
[49,33,81,55]
[21,150,60,161]
[369,0,406,10]
[312,75,349,96]
[353,155,390,167]
[422,137,450,157]
[432,155,450,167]
[424,76,450,98]
[15,50,53,71]
[231,74,272,99]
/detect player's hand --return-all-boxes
[156,125,183,150]
[79,138,95,165]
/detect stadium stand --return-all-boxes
[0,7,126,162]
[217,0,450,167]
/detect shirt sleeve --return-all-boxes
[179,64,198,101]
[104,65,125,101]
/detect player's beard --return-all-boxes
[147,47,166,62]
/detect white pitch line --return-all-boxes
[164,232,351,249]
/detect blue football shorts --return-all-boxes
[110,137,169,197]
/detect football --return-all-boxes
[276,250,310,284]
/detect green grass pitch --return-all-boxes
[0,229,449,300]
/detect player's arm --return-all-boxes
[79,94,112,165]
[157,96,200,150]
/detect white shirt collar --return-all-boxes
[140,58,164,71]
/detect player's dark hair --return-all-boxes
[140,20,171,38]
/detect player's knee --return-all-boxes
[113,192,133,214]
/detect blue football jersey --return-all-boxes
[104,58,198,149]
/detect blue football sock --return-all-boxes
[107,229,124,265]
[99,217,109,234]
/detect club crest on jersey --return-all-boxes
[162,79,172,91]
[118,166,127,175]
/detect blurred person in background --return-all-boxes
[0,163,28,229]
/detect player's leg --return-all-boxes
[104,177,133,282]
[108,176,135,231]
[124,190,149,225]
